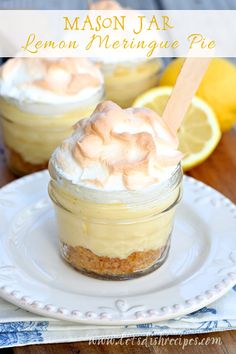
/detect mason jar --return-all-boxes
[48,160,182,280]
[0,87,104,176]
[100,58,163,108]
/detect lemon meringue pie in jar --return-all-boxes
[89,0,163,108]
[48,101,183,280]
[0,58,104,176]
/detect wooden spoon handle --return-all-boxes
[163,57,211,134]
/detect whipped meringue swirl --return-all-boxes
[52,101,183,191]
[0,58,103,105]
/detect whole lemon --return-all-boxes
[160,58,236,132]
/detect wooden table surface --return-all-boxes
[0,128,236,353]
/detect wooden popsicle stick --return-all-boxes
[162,57,211,134]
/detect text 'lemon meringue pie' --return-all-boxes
[0,58,104,176]
[48,100,183,280]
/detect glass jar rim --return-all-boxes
[49,158,183,205]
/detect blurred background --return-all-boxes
[0,0,234,10]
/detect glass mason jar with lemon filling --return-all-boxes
[0,58,104,176]
[100,58,163,108]
[48,100,183,280]
[48,162,182,280]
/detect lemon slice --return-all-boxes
[133,86,221,171]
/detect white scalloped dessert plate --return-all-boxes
[0,170,236,325]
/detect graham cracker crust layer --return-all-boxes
[61,242,168,279]
[5,146,48,176]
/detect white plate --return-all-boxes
[0,170,236,325]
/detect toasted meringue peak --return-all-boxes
[52,101,183,191]
[0,58,103,104]
[89,0,124,10]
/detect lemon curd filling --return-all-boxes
[48,174,182,259]
[0,91,103,168]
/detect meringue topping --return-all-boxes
[53,101,183,191]
[0,58,103,104]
